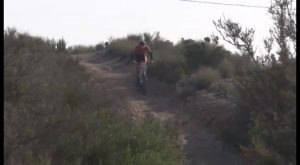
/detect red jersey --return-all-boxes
[132,45,152,63]
[134,45,151,55]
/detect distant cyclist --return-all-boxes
[104,41,109,55]
[104,42,109,48]
[131,41,153,85]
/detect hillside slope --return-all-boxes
[73,50,250,165]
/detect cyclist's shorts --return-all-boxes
[135,54,146,63]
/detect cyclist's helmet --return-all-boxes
[139,41,145,46]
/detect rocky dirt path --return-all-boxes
[72,51,249,165]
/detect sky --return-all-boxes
[4,0,279,53]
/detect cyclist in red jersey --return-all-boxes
[131,41,153,84]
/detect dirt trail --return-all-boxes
[73,51,249,165]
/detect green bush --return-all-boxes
[51,112,183,165]
[209,79,237,98]
[175,67,221,98]
[147,38,186,84]
[178,38,229,72]
[217,57,235,78]
[189,67,221,90]
[108,38,137,60]
[148,52,186,84]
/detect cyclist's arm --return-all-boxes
[146,46,153,60]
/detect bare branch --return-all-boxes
[213,17,257,64]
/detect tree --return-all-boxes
[213,0,296,164]
[213,17,256,63]
[269,0,296,63]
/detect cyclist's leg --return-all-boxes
[141,61,148,82]
[135,61,140,86]
[140,62,147,94]
[144,55,148,80]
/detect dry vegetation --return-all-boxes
[4,0,295,164]
[4,28,183,165]
[97,0,296,163]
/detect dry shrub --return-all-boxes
[217,57,235,78]
[108,38,137,60]
[190,67,221,90]
[4,28,184,165]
